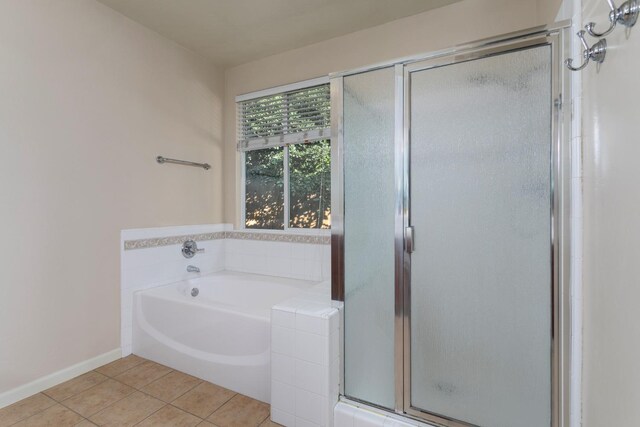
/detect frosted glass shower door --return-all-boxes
[408,46,552,427]
[342,67,396,409]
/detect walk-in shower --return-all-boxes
[331,24,572,427]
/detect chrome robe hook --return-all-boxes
[585,0,639,37]
[565,30,607,71]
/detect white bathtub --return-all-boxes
[132,271,319,402]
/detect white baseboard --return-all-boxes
[0,348,121,409]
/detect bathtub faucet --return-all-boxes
[187,265,200,273]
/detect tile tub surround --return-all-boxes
[270,288,341,427]
[121,224,229,356]
[224,236,331,281]
[0,354,275,427]
[121,224,331,356]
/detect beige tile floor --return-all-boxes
[0,355,279,427]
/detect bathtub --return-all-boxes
[132,271,319,403]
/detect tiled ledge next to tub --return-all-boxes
[270,290,341,427]
[120,223,331,355]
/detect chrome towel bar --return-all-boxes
[156,156,211,170]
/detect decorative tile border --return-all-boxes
[124,230,330,250]
[226,231,330,245]
[123,231,227,250]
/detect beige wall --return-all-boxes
[223,0,561,225]
[0,0,577,408]
[581,0,640,425]
[0,0,223,394]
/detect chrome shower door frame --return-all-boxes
[331,22,572,427]
[402,29,568,427]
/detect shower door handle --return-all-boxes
[405,226,415,254]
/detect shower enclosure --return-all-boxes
[330,25,571,427]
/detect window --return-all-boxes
[238,81,331,230]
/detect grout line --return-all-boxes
[181,392,237,421]
[258,412,271,425]
[116,384,203,426]
[164,402,210,423]
[93,360,203,419]
[202,394,237,421]
[130,403,173,426]
[5,394,57,426]
[43,374,111,404]
[206,393,238,419]
[63,405,88,425]
[105,374,206,419]
[102,358,175,391]
[134,376,200,404]
[57,374,140,419]
[170,402,208,417]
[94,358,146,379]
[59,389,136,420]
[164,380,204,404]
[58,377,126,404]
[8,399,89,427]
[125,369,175,392]
[81,389,144,422]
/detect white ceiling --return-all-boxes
[97,0,462,67]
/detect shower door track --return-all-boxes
[330,21,573,427]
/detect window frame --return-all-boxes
[241,144,330,234]
[237,77,331,234]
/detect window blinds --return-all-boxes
[237,83,330,152]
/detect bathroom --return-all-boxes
[0,0,638,426]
